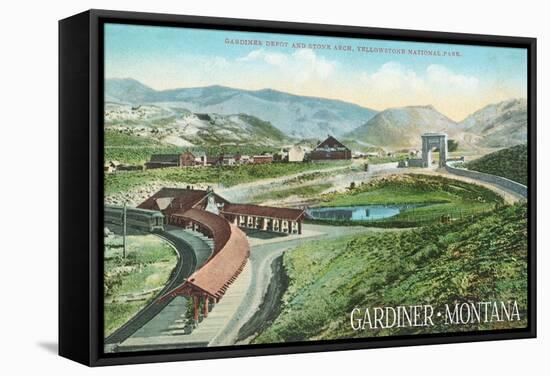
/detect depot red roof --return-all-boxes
[221,203,305,221]
[161,209,249,300]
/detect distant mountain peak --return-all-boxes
[459,97,527,148]
[105,78,378,137]
[347,104,458,149]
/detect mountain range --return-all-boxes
[345,99,527,150]
[105,78,527,150]
[105,78,377,138]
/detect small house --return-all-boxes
[221,154,236,166]
[287,145,306,162]
[252,154,273,164]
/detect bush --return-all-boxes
[466,144,527,185]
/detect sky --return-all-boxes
[104,23,527,121]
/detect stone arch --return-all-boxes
[421,133,448,168]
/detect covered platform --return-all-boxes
[160,207,250,322]
[220,203,305,234]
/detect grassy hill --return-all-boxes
[104,130,181,164]
[313,174,503,227]
[255,203,528,343]
[104,130,280,165]
[104,234,177,337]
[466,144,528,185]
[104,160,351,196]
[346,105,458,149]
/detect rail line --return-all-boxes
[104,230,199,345]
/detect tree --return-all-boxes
[448,139,459,152]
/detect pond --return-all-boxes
[306,204,428,221]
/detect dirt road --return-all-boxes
[210,223,399,346]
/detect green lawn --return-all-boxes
[254,203,528,344]
[312,174,503,226]
[252,183,332,202]
[104,234,177,337]
[105,160,351,196]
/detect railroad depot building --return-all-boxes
[138,187,305,235]
[220,203,305,234]
[135,186,305,323]
[309,135,352,161]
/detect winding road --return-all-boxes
[106,160,525,350]
[210,224,396,346]
[209,163,526,345]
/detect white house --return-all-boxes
[287,145,306,162]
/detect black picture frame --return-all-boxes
[59,9,537,367]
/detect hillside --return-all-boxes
[346,105,459,149]
[460,98,527,148]
[466,144,528,185]
[104,102,290,148]
[105,78,377,138]
[105,78,157,103]
[254,203,528,343]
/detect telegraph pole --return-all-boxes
[122,203,127,259]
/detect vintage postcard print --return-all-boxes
[102,23,529,353]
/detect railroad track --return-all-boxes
[104,230,198,345]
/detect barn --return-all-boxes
[145,154,182,169]
[309,136,351,161]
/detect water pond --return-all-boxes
[306,204,430,221]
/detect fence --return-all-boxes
[445,162,527,199]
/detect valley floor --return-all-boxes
[104,157,528,351]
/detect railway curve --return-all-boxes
[104,230,200,346]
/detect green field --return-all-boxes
[466,144,527,185]
[105,160,351,196]
[104,234,177,337]
[104,129,282,165]
[312,174,503,226]
[254,203,528,344]
[105,130,181,164]
[252,183,332,203]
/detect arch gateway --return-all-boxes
[421,133,448,168]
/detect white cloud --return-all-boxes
[357,62,482,116]
[361,62,428,97]
[237,48,336,82]
[360,62,479,96]
[426,64,479,91]
[237,49,288,66]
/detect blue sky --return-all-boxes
[105,23,527,121]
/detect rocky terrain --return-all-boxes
[106,78,377,138]
[105,78,527,152]
[459,98,527,148]
[105,103,289,147]
[346,99,527,151]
